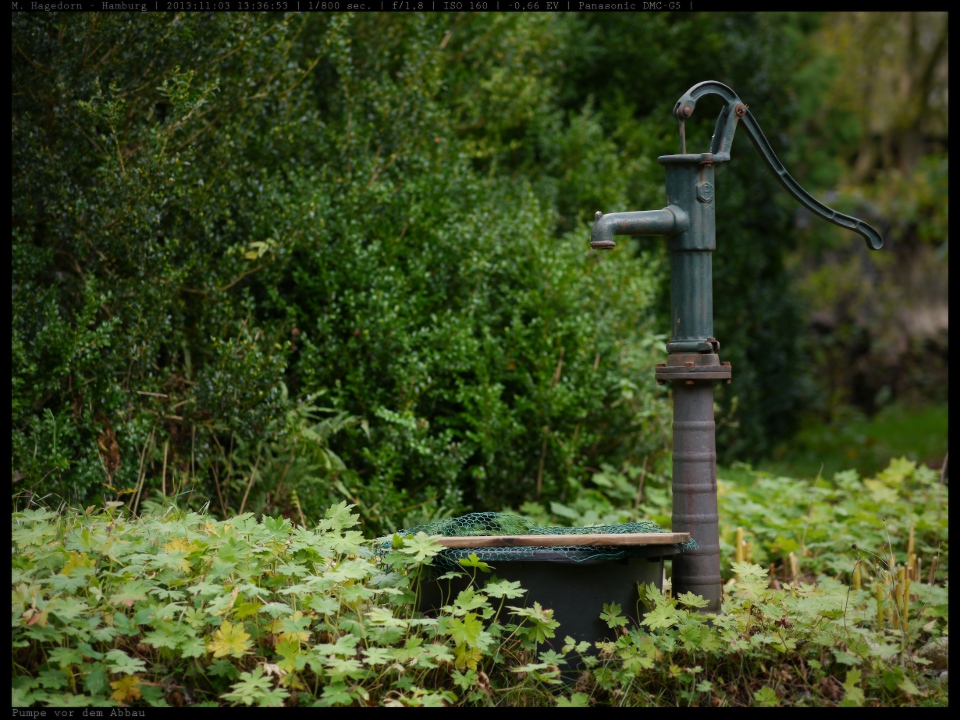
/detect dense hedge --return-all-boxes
[12,13,816,528]
[12,14,669,527]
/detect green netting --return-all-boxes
[377,512,698,571]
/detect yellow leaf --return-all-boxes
[109,675,142,703]
[164,537,192,552]
[278,630,311,646]
[162,537,196,571]
[454,645,483,671]
[61,551,92,576]
[207,620,252,658]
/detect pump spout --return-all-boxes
[590,207,687,249]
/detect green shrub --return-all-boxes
[12,13,669,528]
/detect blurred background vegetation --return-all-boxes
[12,11,947,533]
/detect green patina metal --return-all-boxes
[590,81,883,613]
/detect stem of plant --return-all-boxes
[130,428,155,516]
[876,581,884,630]
[238,443,263,515]
[161,440,168,497]
[901,567,911,633]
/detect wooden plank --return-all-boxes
[429,532,691,549]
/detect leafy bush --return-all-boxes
[12,456,947,708]
[12,13,671,527]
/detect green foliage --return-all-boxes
[783,12,948,417]
[9,500,597,707]
[11,458,947,707]
[12,13,671,528]
[714,457,948,597]
[763,402,947,481]
[519,455,947,594]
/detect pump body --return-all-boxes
[590,82,882,613]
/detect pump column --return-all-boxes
[654,154,730,614]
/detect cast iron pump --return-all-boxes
[591,81,883,613]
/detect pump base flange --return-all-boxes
[655,353,731,384]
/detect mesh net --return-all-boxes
[377,512,697,571]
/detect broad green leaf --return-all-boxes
[600,602,627,629]
[898,676,919,696]
[361,647,393,667]
[109,580,151,607]
[458,553,492,573]
[839,668,865,707]
[730,561,768,582]
[180,635,207,659]
[317,682,354,707]
[447,613,484,648]
[222,667,276,706]
[81,664,109,697]
[677,591,710,608]
[451,669,478,691]
[104,649,146,675]
[233,601,262,620]
[308,595,339,616]
[641,603,681,630]
[556,692,590,707]
[143,628,180,650]
[324,657,365,681]
[484,578,525,599]
[397,532,445,563]
[450,588,488,615]
[365,607,407,627]
[753,686,779,707]
[48,647,83,668]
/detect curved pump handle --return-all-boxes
[674,81,883,250]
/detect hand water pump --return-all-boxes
[590,81,883,612]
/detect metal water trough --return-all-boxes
[418,531,688,652]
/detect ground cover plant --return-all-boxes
[762,402,948,482]
[12,457,947,707]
